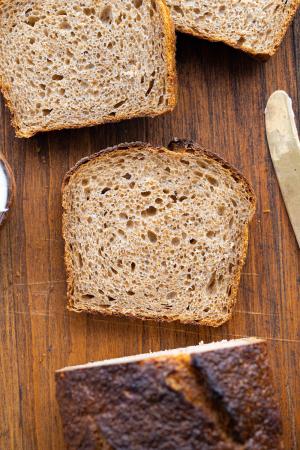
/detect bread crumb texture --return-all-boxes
[0,0,176,137]
[63,142,256,326]
[167,0,299,57]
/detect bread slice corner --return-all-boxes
[167,0,299,59]
[62,139,256,327]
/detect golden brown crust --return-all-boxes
[62,139,256,327]
[0,153,15,226]
[55,340,283,450]
[0,0,177,138]
[174,1,299,60]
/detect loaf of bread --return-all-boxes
[167,0,299,59]
[62,140,256,326]
[56,338,283,450]
[0,0,177,138]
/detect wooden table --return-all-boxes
[1,14,300,450]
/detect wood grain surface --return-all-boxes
[1,14,300,450]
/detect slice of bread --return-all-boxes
[62,140,256,326]
[167,0,299,59]
[0,0,176,138]
[56,338,283,449]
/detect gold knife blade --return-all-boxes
[265,90,300,248]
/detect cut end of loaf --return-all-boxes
[0,0,177,137]
[167,0,299,58]
[57,337,263,372]
[62,140,256,327]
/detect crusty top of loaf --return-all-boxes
[56,339,283,450]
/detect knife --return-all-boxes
[265,90,300,248]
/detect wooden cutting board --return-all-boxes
[1,16,300,450]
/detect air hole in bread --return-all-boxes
[82,293,95,300]
[145,79,155,96]
[101,187,111,195]
[100,5,113,23]
[26,16,39,26]
[197,161,208,169]
[131,262,136,272]
[127,290,135,296]
[122,173,131,180]
[126,220,134,228]
[42,108,52,116]
[60,20,71,30]
[141,206,157,217]
[155,198,163,204]
[207,272,217,293]
[190,239,197,245]
[134,0,143,8]
[57,10,67,15]
[180,159,190,165]
[147,230,157,243]
[141,191,151,197]
[237,36,246,46]
[218,205,225,216]
[206,175,219,186]
[171,237,180,246]
[173,5,184,15]
[114,99,127,108]
[206,230,215,238]
[83,7,95,16]
[52,74,64,80]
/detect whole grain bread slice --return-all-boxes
[167,0,299,59]
[62,140,256,327]
[56,338,283,450]
[0,0,177,138]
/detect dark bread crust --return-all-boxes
[56,340,283,450]
[62,139,256,327]
[0,153,15,226]
[173,1,299,60]
[0,0,177,138]
[62,140,256,326]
